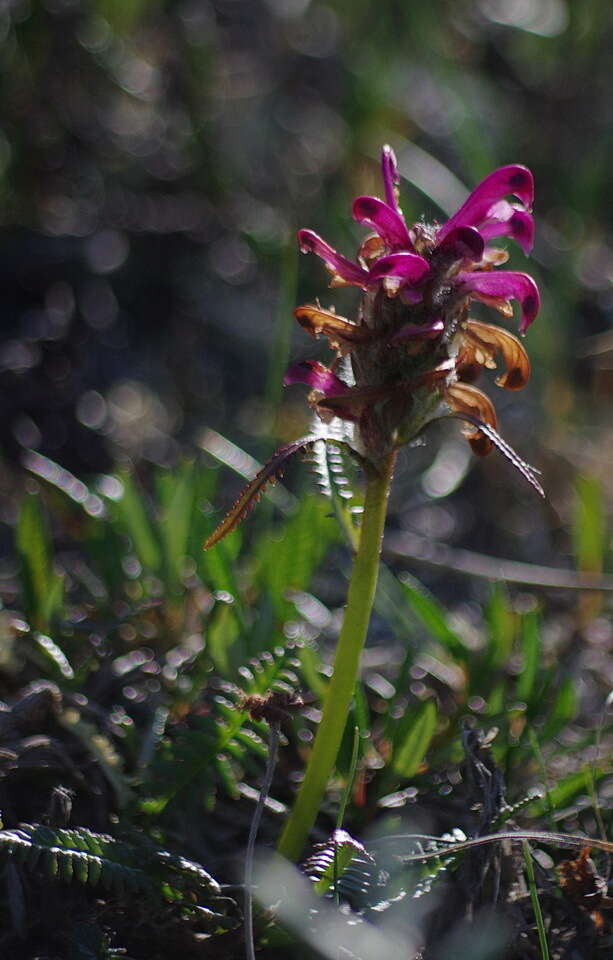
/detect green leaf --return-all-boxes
[541,678,576,742]
[94,0,156,33]
[298,644,328,700]
[200,529,243,600]
[485,583,515,669]
[526,767,608,817]
[16,494,63,629]
[213,753,240,800]
[392,699,437,778]
[255,495,339,617]
[517,612,540,705]
[573,474,605,573]
[398,573,468,661]
[206,601,242,677]
[312,830,368,896]
[157,462,196,587]
[111,472,161,573]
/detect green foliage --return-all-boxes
[142,644,304,814]
[397,572,468,662]
[6,454,612,957]
[303,829,378,903]
[0,821,233,923]
[391,698,437,779]
[15,494,64,629]
[573,474,605,573]
[253,494,340,619]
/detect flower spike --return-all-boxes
[208,149,542,549]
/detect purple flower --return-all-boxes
[283,360,349,397]
[205,149,544,549]
[287,146,541,463]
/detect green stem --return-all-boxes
[277,451,396,861]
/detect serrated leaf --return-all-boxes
[204,437,316,549]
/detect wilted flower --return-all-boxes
[285,146,540,462]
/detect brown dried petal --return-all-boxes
[480,248,510,266]
[469,292,514,319]
[445,382,497,456]
[294,305,373,354]
[463,319,530,390]
[558,847,607,910]
[358,234,387,268]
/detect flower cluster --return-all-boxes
[284,146,540,462]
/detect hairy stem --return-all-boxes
[277,451,396,861]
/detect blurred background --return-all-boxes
[1,0,612,592]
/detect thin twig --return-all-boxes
[245,721,280,960]
[369,829,613,862]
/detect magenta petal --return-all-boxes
[437,165,534,245]
[381,144,400,212]
[297,229,369,286]
[283,360,349,396]
[480,209,534,255]
[390,319,445,344]
[436,225,485,262]
[457,270,540,333]
[352,196,413,250]
[368,252,430,284]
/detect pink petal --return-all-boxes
[480,207,534,255]
[390,319,445,344]
[367,252,430,284]
[437,165,534,245]
[352,196,413,250]
[381,144,401,212]
[436,225,484,262]
[457,270,540,333]
[297,229,369,286]
[283,360,349,396]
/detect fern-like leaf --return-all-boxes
[204,437,316,548]
[0,823,226,907]
[303,829,380,905]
